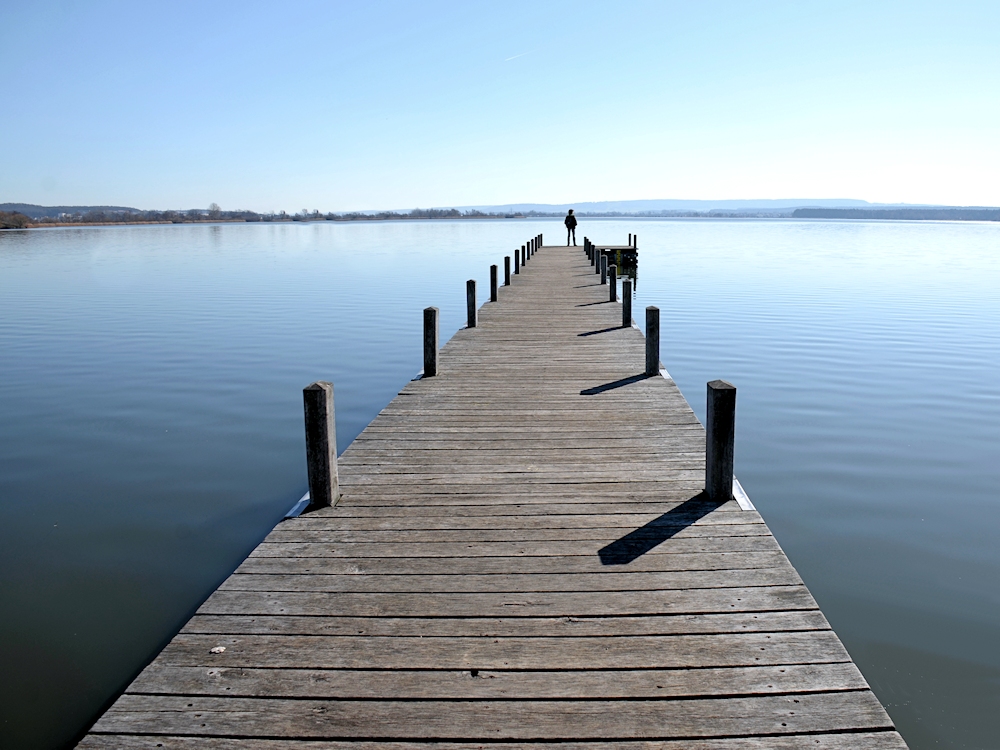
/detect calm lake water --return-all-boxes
[1,219,998,748]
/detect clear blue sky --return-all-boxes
[3,1,998,211]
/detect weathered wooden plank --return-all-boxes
[180,610,833,637]
[153,631,851,670]
[281,509,762,532]
[218,567,802,594]
[247,535,785,557]
[129,662,867,699]
[196,585,819,617]
[260,524,770,545]
[89,692,895,739]
[234,550,789,575]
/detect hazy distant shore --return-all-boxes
[4,202,1000,230]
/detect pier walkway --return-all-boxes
[80,241,907,748]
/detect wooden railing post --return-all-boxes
[600,255,608,284]
[466,279,477,328]
[594,249,600,272]
[645,306,660,376]
[490,264,498,301]
[629,233,632,246]
[303,381,339,509]
[622,279,632,327]
[514,248,520,274]
[609,264,617,301]
[504,256,511,285]
[633,233,638,248]
[522,245,526,266]
[706,380,736,503]
[423,306,439,377]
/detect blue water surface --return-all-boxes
[1,219,998,748]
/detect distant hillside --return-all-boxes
[0,203,140,219]
[792,207,1000,221]
[451,198,877,215]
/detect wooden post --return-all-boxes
[645,306,659,376]
[522,245,526,266]
[622,279,632,327]
[466,279,477,328]
[490,264,498,301]
[303,381,339,509]
[594,249,600,271]
[629,233,632,246]
[540,233,543,246]
[633,233,638,248]
[600,254,608,284]
[609,264,617,301]
[706,380,736,503]
[514,248,520,274]
[504,256,511,285]
[423,306,439,377]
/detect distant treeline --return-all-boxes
[793,207,1000,221]
[1,205,539,227]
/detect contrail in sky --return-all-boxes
[504,52,529,62]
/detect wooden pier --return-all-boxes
[79,236,907,748]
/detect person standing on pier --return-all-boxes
[564,209,578,246]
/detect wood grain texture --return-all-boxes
[79,244,906,748]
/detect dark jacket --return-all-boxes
[564,213,578,229]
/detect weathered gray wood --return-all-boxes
[78,733,910,749]
[195,586,818,618]
[78,733,910,750]
[422,306,438,377]
[302,382,338,509]
[153,631,851,670]
[466,279,477,328]
[218,567,801,594]
[646,305,660,375]
[89,692,895,740]
[490,264,498,301]
[130,662,867,700]
[81,243,905,749]
[181,608,833,637]
[609,264,617,300]
[233,549,791,575]
[623,277,633,327]
[707,379,737,503]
